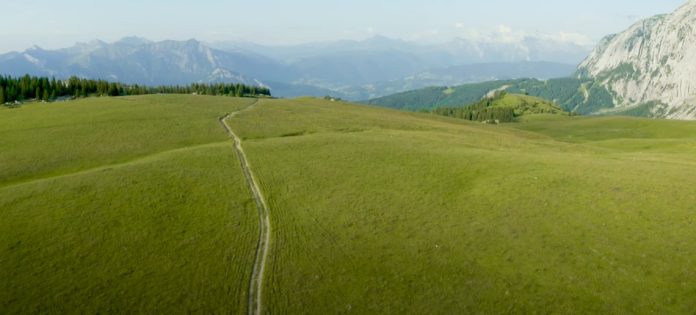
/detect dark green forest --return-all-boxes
[0,75,271,105]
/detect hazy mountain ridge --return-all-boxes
[213,35,589,66]
[214,35,586,95]
[0,38,275,86]
[578,0,696,119]
[0,36,585,99]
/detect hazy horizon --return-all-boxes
[0,0,686,54]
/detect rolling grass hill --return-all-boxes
[0,96,259,313]
[3,95,696,313]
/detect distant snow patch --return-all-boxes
[23,53,41,66]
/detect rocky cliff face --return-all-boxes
[579,0,696,119]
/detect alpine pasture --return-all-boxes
[2,95,696,313]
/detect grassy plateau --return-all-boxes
[3,95,696,313]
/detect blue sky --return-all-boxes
[0,0,686,52]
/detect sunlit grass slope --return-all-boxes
[3,95,696,314]
[0,95,259,313]
[229,98,696,314]
[0,95,254,186]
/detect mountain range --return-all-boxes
[5,1,696,120]
[372,1,696,119]
[0,37,280,86]
[0,35,587,100]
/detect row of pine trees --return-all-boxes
[0,75,271,105]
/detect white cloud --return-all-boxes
[494,24,525,43]
[406,29,443,42]
[539,31,594,47]
[453,24,595,47]
[454,24,525,43]
[497,25,513,34]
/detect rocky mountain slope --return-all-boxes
[578,0,696,119]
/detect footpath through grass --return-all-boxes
[0,95,259,313]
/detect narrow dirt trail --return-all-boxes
[219,99,271,315]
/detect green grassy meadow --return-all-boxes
[230,98,696,314]
[1,95,259,313]
[3,95,696,313]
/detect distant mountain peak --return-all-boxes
[114,36,152,46]
[682,0,696,7]
[578,1,696,119]
[85,39,107,47]
[0,38,270,87]
[364,35,397,42]
[27,45,43,52]
[68,39,108,53]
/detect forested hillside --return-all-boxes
[432,92,568,123]
[367,78,616,115]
